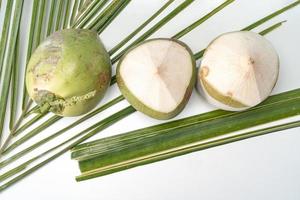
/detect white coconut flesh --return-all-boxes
[198,31,279,111]
[118,39,194,115]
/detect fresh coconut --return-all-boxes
[197,31,279,111]
[26,29,111,117]
[116,38,196,120]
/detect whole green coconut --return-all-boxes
[26,29,111,117]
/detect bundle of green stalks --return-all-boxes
[72,88,300,181]
[0,0,299,193]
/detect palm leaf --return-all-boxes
[0,0,234,159]
[0,0,24,145]
[0,96,124,167]
[20,0,39,111]
[86,0,130,30]
[0,0,13,79]
[0,106,136,191]
[96,0,132,34]
[108,0,175,55]
[72,0,109,28]
[9,33,20,130]
[111,0,194,64]
[1,0,50,151]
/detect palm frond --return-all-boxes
[172,0,234,38]
[63,0,71,28]
[86,0,130,30]
[20,0,39,111]
[0,0,13,78]
[46,0,57,36]
[0,106,136,191]
[111,0,194,64]
[69,0,79,26]
[9,33,20,130]
[72,0,109,28]
[0,0,233,161]
[0,0,24,146]
[108,0,175,55]
[96,0,131,34]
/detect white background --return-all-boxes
[1,0,300,199]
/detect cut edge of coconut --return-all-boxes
[197,31,279,111]
[117,38,196,120]
[196,68,248,111]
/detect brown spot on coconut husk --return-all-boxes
[200,66,209,77]
[98,71,110,89]
[226,91,233,97]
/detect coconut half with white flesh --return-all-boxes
[197,31,279,111]
[117,38,196,119]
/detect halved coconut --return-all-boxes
[117,38,196,120]
[197,31,279,111]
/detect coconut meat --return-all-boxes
[199,31,279,110]
[119,39,193,113]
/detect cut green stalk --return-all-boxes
[111,0,194,64]
[21,0,39,111]
[70,0,80,26]
[86,0,128,30]
[172,0,234,39]
[96,0,131,34]
[76,118,300,181]
[63,0,71,28]
[0,0,13,79]
[0,96,124,168]
[0,164,27,182]
[75,0,93,22]
[77,0,84,11]
[71,87,299,156]
[23,105,40,118]
[34,0,46,48]
[12,113,48,137]
[1,96,124,156]
[46,0,57,36]
[0,106,135,191]
[241,0,300,31]
[0,0,24,146]
[72,89,300,180]
[9,34,20,130]
[72,0,109,28]
[259,20,286,35]
[108,0,175,55]
[54,0,64,31]
[1,114,60,156]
